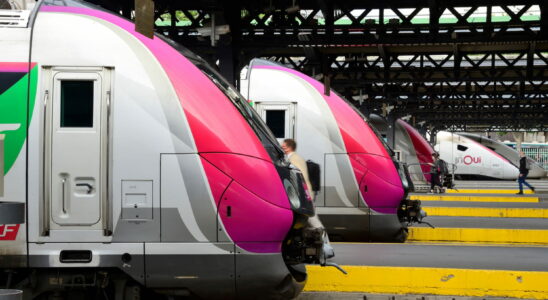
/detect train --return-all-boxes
[435,131,520,180]
[458,133,547,179]
[0,1,334,299]
[241,59,424,243]
[368,115,434,184]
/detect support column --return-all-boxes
[512,132,524,152]
[386,114,397,150]
[217,42,237,86]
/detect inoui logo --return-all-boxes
[456,155,482,165]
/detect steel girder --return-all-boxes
[85,0,548,131]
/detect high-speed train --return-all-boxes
[368,115,434,183]
[436,131,520,180]
[458,133,547,179]
[0,1,333,299]
[241,59,422,242]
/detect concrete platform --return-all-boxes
[298,292,533,300]
[304,243,548,299]
[415,216,548,229]
[303,184,548,299]
[329,243,548,271]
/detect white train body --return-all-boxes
[0,1,329,298]
[436,131,520,180]
[458,133,547,179]
[241,60,409,242]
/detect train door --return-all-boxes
[43,67,111,233]
[254,102,296,142]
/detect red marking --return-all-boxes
[0,224,20,240]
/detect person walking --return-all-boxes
[281,138,313,192]
[281,138,325,228]
[517,151,535,194]
[429,153,443,193]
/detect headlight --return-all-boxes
[284,179,301,209]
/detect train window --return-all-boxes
[60,80,94,128]
[265,110,286,138]
[457,144,468,151]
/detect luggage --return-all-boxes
[438,159,449,175]
[306,160,321,192]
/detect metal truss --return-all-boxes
[87,0,548,131]
[149,0,547,46]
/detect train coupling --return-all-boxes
[319,231,347,275]
[398,199,435,229]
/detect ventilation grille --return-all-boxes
[0,9,30,28]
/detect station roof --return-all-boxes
[89,0,548,132]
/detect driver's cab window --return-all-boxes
[254,102,296,142]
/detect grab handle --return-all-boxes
[61,178,67,214]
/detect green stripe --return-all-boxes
[0,65,37,175]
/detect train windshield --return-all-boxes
[197,64,285,162]
[331,90,396,157]
[157,36,284,162]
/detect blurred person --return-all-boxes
[517,151,535,194]
[429,153,444,193]
[281,138,312,193]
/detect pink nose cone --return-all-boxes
[219,181,294,253]
[201,155,294,254]
[349,154,404,214]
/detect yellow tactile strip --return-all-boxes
[305,265,548,299]
[447,189,534,194]
[411,195,539,203]
[423,207,548,218]
[408,227,548,245]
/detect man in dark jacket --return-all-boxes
[517,151,535,195]
[429,153,443,193]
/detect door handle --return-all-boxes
[76,183,93,194]
[62,178,67,214]
[227,206,232,217]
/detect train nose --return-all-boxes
[200,153,339,296]
[349,154,405,213]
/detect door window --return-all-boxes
[457,144,468,151]
[60,80,94,128]
[265,110,286,138]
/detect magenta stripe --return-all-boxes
[0,62,36,73]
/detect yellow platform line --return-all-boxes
[408,227,548,245]
[447,189,534,194]
[305,265,548,299]
[411,195,539,203]
[424,207,548,218]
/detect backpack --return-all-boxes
[438,159,449,175]
[525,158,531,170]
[306,160,321,192]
